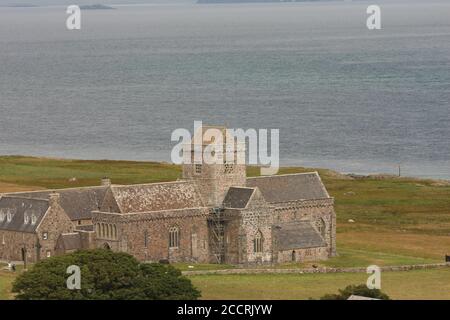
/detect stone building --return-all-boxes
[0,193,74,263]
[0,128,336,265]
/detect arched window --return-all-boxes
[113,225,117,240]
[96,224,100,237]
[0,212,4,222]
[108,224,113,239]
[31,214,37,225]
[253,231,263,253]
[315,218,326,238]
[169,227,179,248]
[102,223,106,239]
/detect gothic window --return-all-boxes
[195,164,202,175]
[253,231,263,253]
[24,214,29,224]
[102,224,106,238]
[6,212,12,222]
[315,218,326,238]
[169,227,179,248]
[31,214,37,225]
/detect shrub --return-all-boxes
[320,284,390,300]
[12,249,200,300]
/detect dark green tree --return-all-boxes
[320,284,390,300]
[12,249,201,300]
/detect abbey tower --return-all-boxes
[182,126,246,207]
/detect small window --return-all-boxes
[42,232,48,240]
[144,230,149,248]
[169,227,179,248]
[2,235,5,245]
[24,214,29,224]
[6,212,12,222]
[46,250,51,258]
[78,220,82,225]
[195,164,202,175]
[31,214,37,225]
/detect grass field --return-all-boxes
[1,156,450,299]
[0,270,16,300]
[189,268,450,300]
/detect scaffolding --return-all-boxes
[209,207,225,264]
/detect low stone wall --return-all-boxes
[182,262,450,276]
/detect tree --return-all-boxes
[12,249,201,300]
[320,284,390,300]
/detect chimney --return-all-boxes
[49,192,60,207]
[101,177,111,186]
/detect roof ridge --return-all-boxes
[246,172,319,179]
[5,185,108,195]
[228,186,256,190]
[111,180,189,188]
[0,195,49,202]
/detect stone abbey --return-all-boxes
[0,127,336,265]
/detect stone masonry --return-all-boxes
[0,126,336,265]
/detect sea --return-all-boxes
[0,0,449,178]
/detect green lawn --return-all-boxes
[277,248,439,269]
[0,269,16,300]
[189,268,450,300]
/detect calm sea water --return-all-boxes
[0,1,449,178]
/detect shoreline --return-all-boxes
[1,154,449,186]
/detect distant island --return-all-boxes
[1,4,38,7]
[79,4,116,10]
[198,0,329,3]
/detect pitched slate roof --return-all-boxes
[273,221,326,250]
[57,233,82,251]
[0,196,49,233]
[9,186,109,221]
[223,187,255,208]
[111,181,204,213]
[246,172,329,203]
